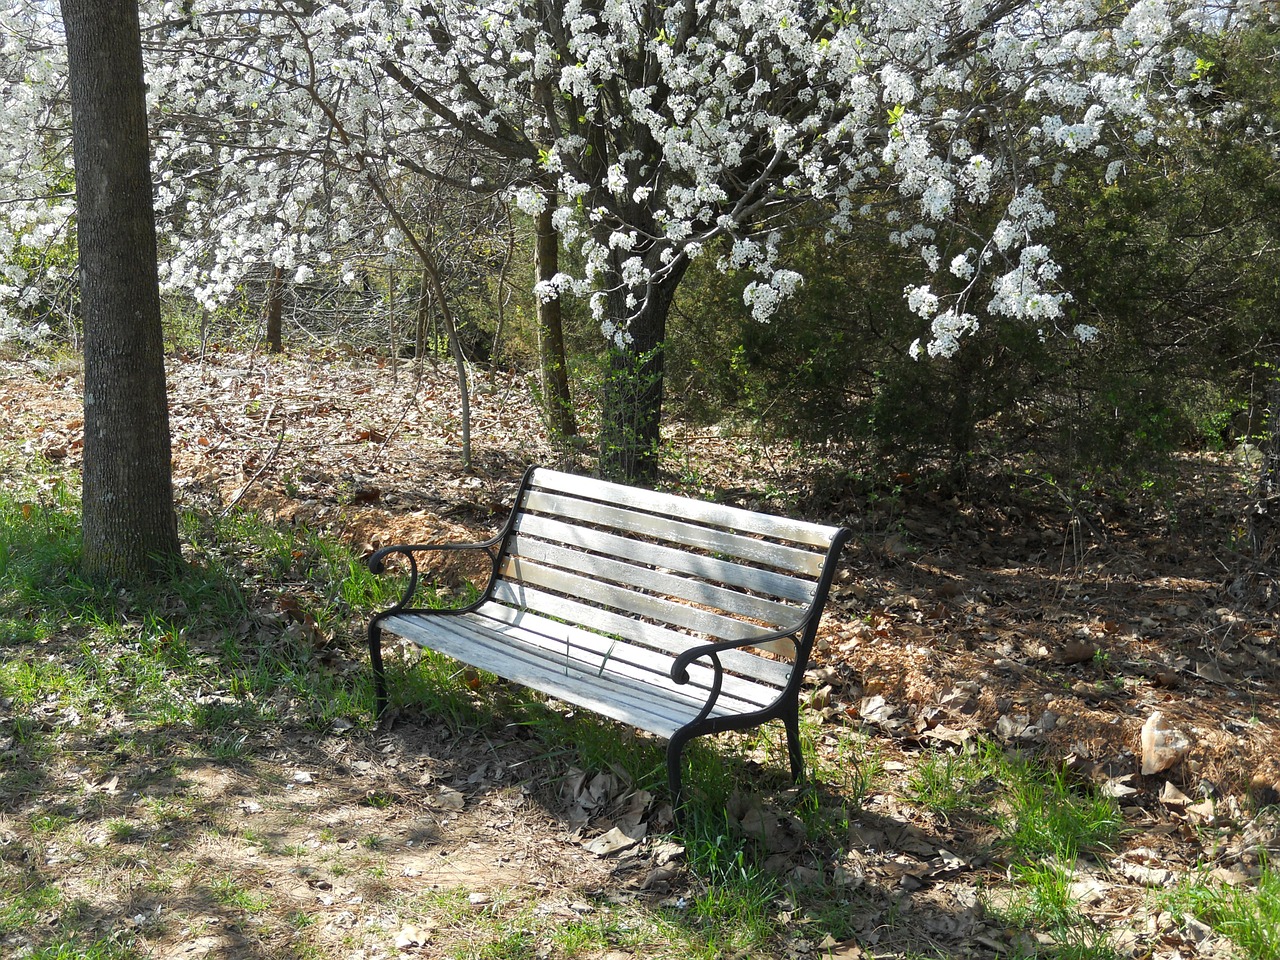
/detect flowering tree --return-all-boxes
[0,0,1237,482]
[367,0,1193,479]
[0,4,76,343]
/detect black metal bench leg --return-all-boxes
[369,621,387,720]
[667,733,692,823]
[784,700,805,785]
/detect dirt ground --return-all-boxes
[3,349,1279,959]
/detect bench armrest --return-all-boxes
[368,536,504,616]
[670,624,803,685]
[669,623,808,726]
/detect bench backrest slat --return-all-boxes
[521,489,826,576]
[512,513,817,604]
[471,468,848,691]
[507,534,804,629]
[530,468,843,548]
[500,555,773,645]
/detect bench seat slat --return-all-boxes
[463,615,777,717]
[489,579,795,686]
[470,620,777,716]
[468,604,781,711]
[513,513,818,604]
[381,613,747,738]
[507,534,804,628]
[522,489,826,577]
[530,468,844,548]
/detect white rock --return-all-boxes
[1140,711,1191,775]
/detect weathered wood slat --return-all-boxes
[507,534,803,628]
[512,513,817,604]
[498,555,780,645]
[382,613,724,738]
[520,489,826,576]
[529,468,843,548]
[469,603,780,711]
[466,619,777,718]
[488,579,795,686]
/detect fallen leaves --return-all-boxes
[6,351,1280,960]
[431,786,466,813]
[583,824,644,857]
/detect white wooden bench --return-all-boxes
[367,466,850,808]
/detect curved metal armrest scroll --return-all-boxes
[670,625,802,681]
[669,625,803,726]
[368,537,502,616]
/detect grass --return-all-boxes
[1,455,1273,960]
[905,740,1122,861]
[903,740,1125,958]
[25,939,139,960]
[1165,859,1280,959]
[209,873,273,914]
[907,739,1001,817]
[997,862,1120,960]
[0,469,401,735]
[0,471,392,956]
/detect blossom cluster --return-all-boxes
[0,0,1236,357]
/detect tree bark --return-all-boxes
[264,265,284,353]
[62,0,180,580]
[598,253,687,484]
[415,268,434,380]
[534,201,577,440]
[418,251,472,468]
[1248,369,1280,570]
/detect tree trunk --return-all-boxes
[388,263,397,384]
[414,269,433,381]
[1248,369,1280,570]
[598,256,687,484]
[265,265,284,353]
[534,201,577,440]
[419,253,472,468]
[62,0,180,580]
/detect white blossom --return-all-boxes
[0,0,1208,359]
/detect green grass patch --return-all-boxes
[25,938,139,960]
[996,861,1121,959]
[904,740,1124,957]
[0,882,62,935]
[1165,860,1280,959]
[0,478,388,741]
[906,739,1002,817]
[209,872,272,914]
[905,740,1121,862]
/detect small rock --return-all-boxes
[1056,639,1097,665]
[1140,712,1191,775]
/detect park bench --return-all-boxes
[367,466,851,807]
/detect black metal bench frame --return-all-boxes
[368,466,850,809]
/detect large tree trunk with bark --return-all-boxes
[534,202,577,441]
[598,254,688,484]
[63,0,180,580]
